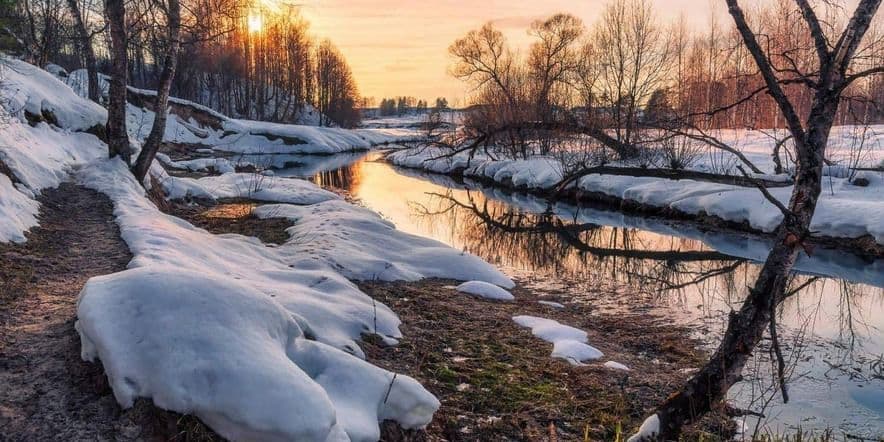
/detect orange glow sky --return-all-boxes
[297,0,724,104]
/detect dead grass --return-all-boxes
[359,279,731,441]
[165,200,293,245]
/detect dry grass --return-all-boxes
[359,279,731,441]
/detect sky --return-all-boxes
[295,0,725,105]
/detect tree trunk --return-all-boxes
[640,0,882,437]
[131,0,181,184]
[65,0,100,103]
[104,0,129,161]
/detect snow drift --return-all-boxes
[0,57,107,242]
[76,159,443,441]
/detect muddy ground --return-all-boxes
[0,184,169,440]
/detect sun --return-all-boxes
[247,11,263,33]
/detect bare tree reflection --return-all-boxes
[407,186,883,432]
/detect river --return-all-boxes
[254,150,884,439]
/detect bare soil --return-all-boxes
[0,183,169,441]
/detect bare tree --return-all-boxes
[593,0,671,145]
[633,0,883,439]
[65,0,101,103]
[104,0,129,160]
[527,14,584,121]
[132,0,181,183]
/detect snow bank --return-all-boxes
[0,121,106,191]
[455,280,514,301]
[512,315,603,365]
[2,57,106,131]
[76,159,441,441]
[578,172,884,243]
[390,146,884,244]
[0,58,106,243]
[0,174,39,243]
[124,95,420,155]
[254,202,514,287]
[161,171,340,205]
[155,153,235,174]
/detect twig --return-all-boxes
[736,165,792,218]
[383,373,398,404]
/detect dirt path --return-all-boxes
[0,183,158,440]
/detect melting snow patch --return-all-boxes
[75,159,443,441]
[626,414,661,442]
[512,315,603,365]
[455,281,514,301]
[538,300,565,309]
[604,361,631,371]
[254,202,514,286]
[161,172,340,205]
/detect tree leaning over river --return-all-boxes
[641,0,884,438]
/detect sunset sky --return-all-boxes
[297,0,724,104]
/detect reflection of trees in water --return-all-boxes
[413,189,881,354]
[311,161,362,191]
[414,189,749,299]
[409,186,883,434]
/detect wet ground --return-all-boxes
[0,184,155,440]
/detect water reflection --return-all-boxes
[270,153,884,438]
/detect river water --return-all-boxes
[256,151,884,438]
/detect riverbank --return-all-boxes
[387,147,884,258]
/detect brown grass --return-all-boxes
[359,279,731,441]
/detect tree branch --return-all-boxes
[726,0,806,142]
[736,165,792,219]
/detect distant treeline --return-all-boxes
[371,97,449,116]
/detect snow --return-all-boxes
[604,361,631,371]
[0,58,107,243]
[0,174,39,243]
[626,414,660,442]
[124,97,420,156]
[2,57,106,131]
[253,202,514,287]
[155,153,236,174]
[512,315,604,365]
[389,145,884,244]
[160,171,340,205]
[0,121,106,191]
[75,159,442,441]
[578,172,884,243]
[0,57,527,439]
[455,280,514,301]
[538,300,565,309]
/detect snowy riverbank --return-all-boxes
[388,144,884,249]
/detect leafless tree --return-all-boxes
[636,0,883,439]
[65,0,100,102]
[132,0,181,183]
[104,0,129,160]
[593,0,671,146]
